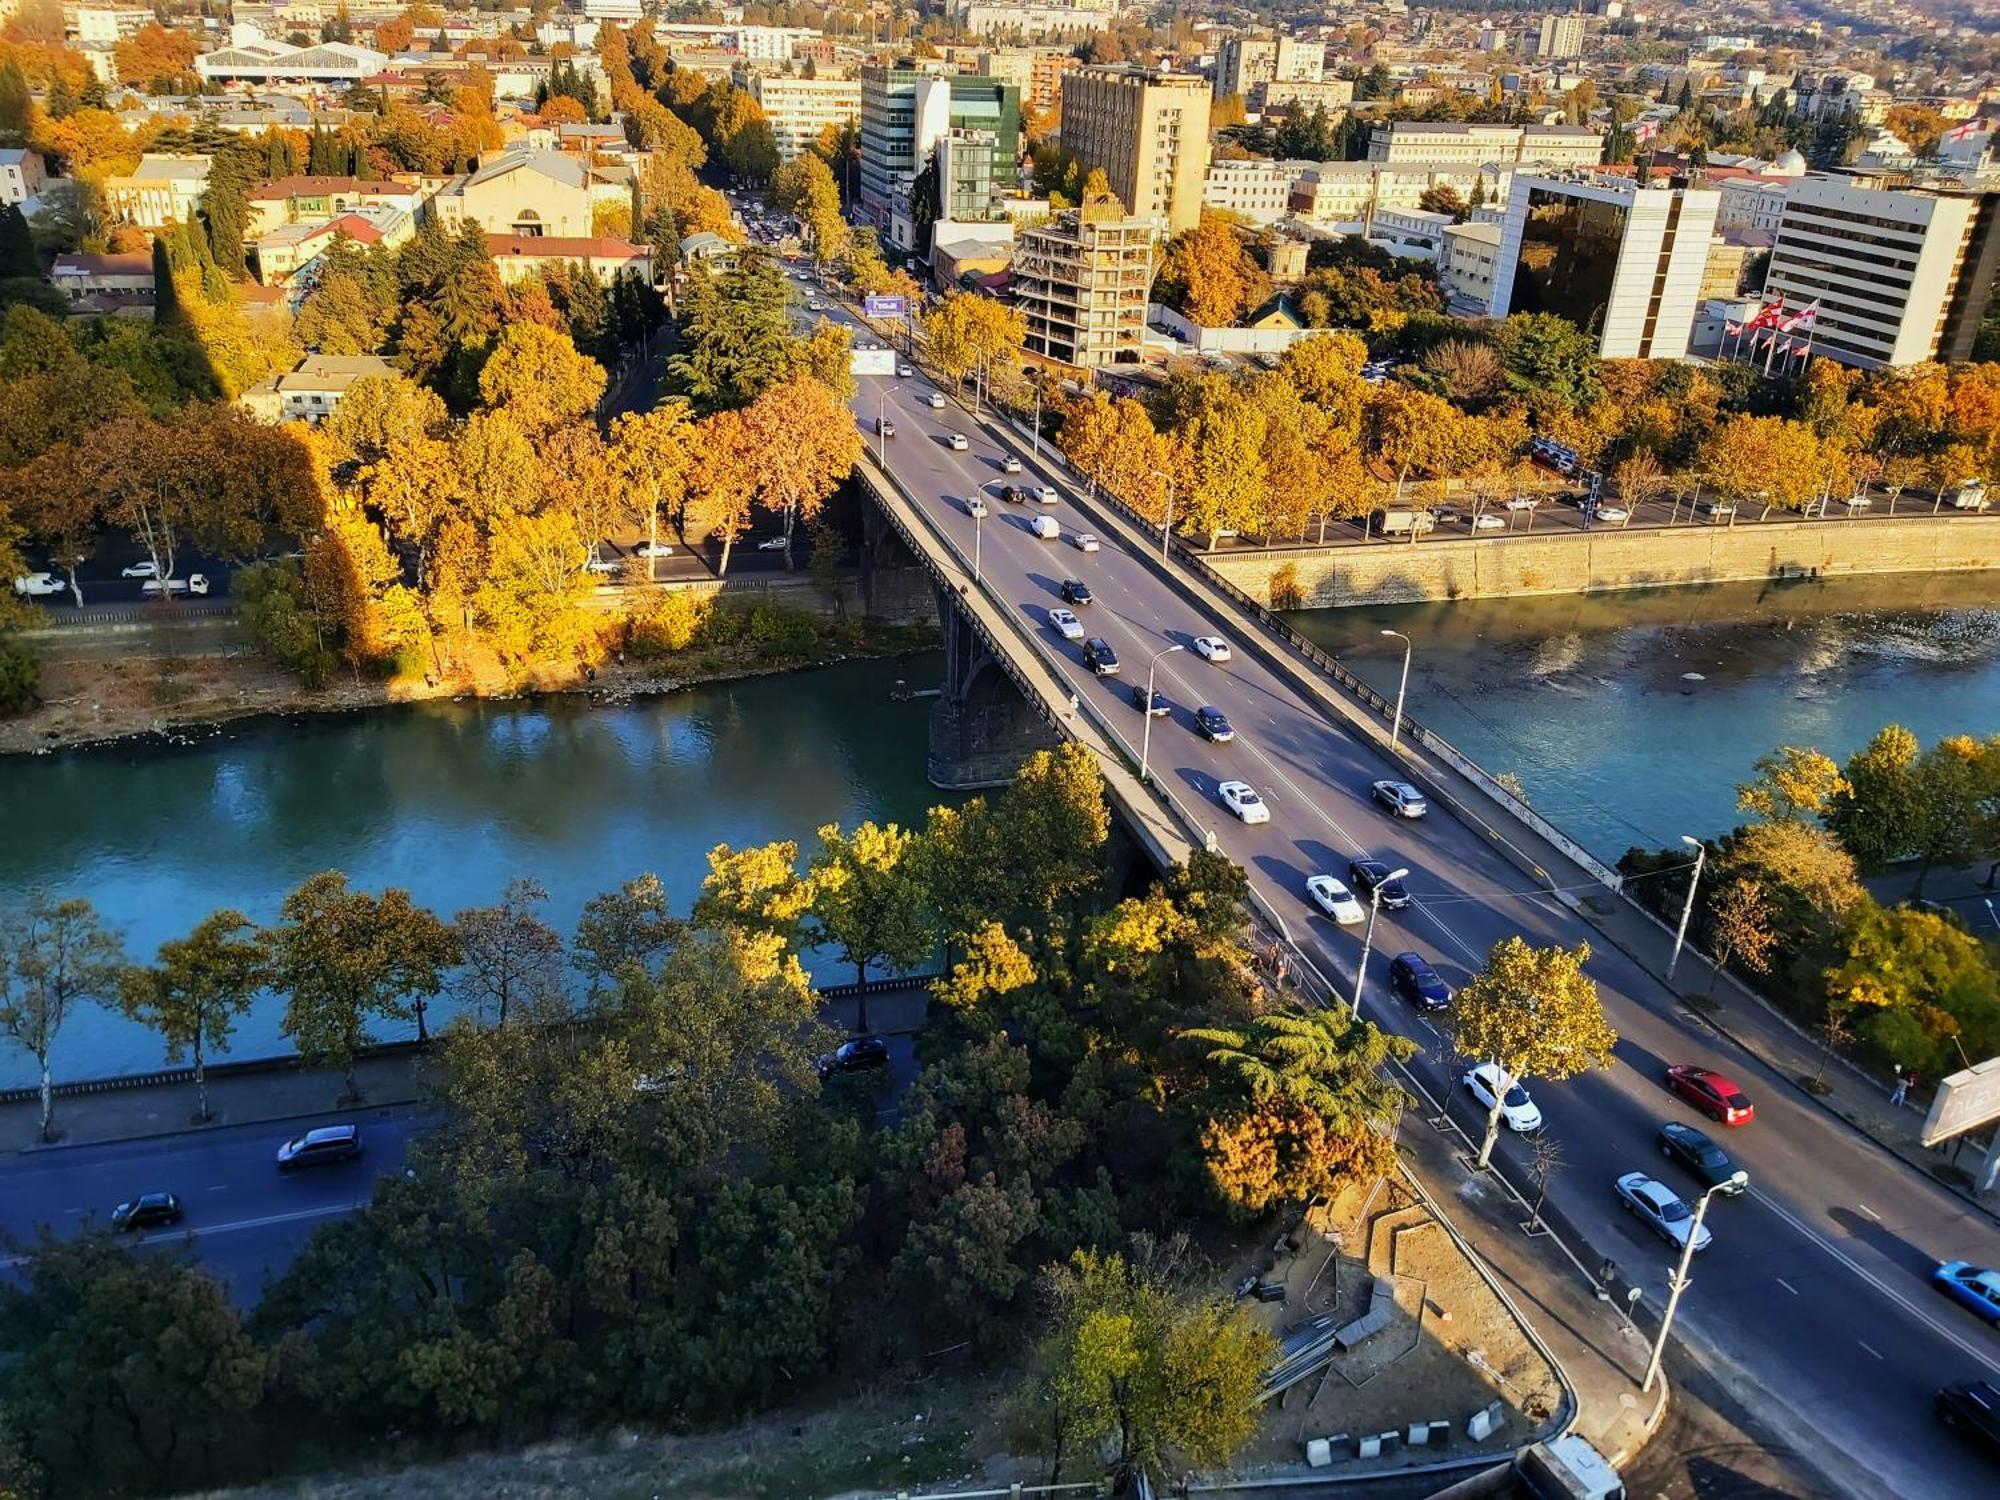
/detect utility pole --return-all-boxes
[1381,629,1412,753]
[1350,869,1408,1018]
[1667,835,1705,983]
[1642,1173,1745,1393]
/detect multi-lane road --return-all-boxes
[818,294,2000,1497]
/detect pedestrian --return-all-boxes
[1890,1068,1910,1108]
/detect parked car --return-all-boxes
[1083,637,1120,675]
[1934,1261,2000,1325]
[1073,532,1100,552]
[12,571,62,597]
[1935,1380,2000,1458]
[966,495,988,519]
[110,1191,183,1231]
[582,553,620,575]
[1191,635,1232,663]
[1945,479,1990,512]
[1655,1122,1747,1195]
[1470,512,1505,531]
[1194,705,1234,742]
[925,392,947,409]
[756,536,789,552]
[1048,606,1085,641]
[1130,683,1170,716]
[1347,859,1410,910]
[1371,780,1427,818]
[1697,500,1735,521]
[1615,1172,1713,1254]
[1664,1064,1755,1125]
[1305,874,1364,924]
[816,1034,890,1079]
[121,560,158,578]
[1504,496,1540,511]
[141,574,209,596]
[1033,485,1059,506]
[1218,779,1270,824]
[946,433,969,451]
[1060,578,1093,605]
[1594,505,1629,523]
[1388,951,1450,1011]
[276,1123,362,1171]
[1030,515,1060,540]
[1462,1064,1541,1132]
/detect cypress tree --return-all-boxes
[151,236,183,327]
[0,205,37,279]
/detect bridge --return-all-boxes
[821,301,2000,1500]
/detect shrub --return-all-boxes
[749,602,821,660]
[236,561,336,689]
[0,632,38,715]
[627,589,711,657]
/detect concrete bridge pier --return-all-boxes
[928,583,1059,790]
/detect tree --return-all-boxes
[1722,819,1866,941]
[1494,313,1602,407]
[1737,744,1849,823]
[1451,938,1616,1168]
[1883,104,1947,159]
[118,911,265,1123]
[770,152,847,265]
[475,322,607,438]
[1823,904,2000,1077]
[684,407,757,573]
[0,893,124,1141]
[809,821,934,1026]
[609,400,694,574]
[451,876,564,1029]
[1704,878,1777,995]
[0,206,36,281]
[739,373,864,568]
[920,290,1026,392]
[1698,414,1823,517]
[694,840,815,945]
[572,873,682,991]
[668,257,793,410]
[1153,213,1271,328]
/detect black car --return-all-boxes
[110,1192,183,1232]
[1000,484,1023,503]
[1655,1121,1747,1195]
[276,1123,362,1171]
[817,1035,890,1079]
[1347,859,1410,910]
[1195,706,1234,742]
[1388,952,1449,1011]
[1084,638,1120,675]
[1937,1381,2000,1460]
[1130,684,1170,715]
[1060,578,1094,605]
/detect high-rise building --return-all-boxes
[976,46,1077,114]
[1214,33,1323,101]
[1763,172,2000,367]
[859,65,1020,231]
[1366,122,1603,169]
[1486,172,1720,359]
[1059,65,1211,235]
[1535,13,1586,60]
[748,74,862,163]
[1012,204,1157,368]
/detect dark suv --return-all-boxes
[1348,859,1410,910]
[1084,638,1120,675]
[1060,578,1093,605]
[276,1123,362,1171]
[817,1035,890,1079]
[110,1192,183,1231]
[1388,952,1449,1010]
[1937,1380,2000,1460]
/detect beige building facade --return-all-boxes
[1059,66,1211,235]
[747,73,862,162]
[430,151,594,238]
[1013,206,1156,368]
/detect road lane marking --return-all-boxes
[1857,1340,1885,1361]
[1776,1278,1800,1295]
[0,1203,360,1268]
[1858,1202,1882,1221]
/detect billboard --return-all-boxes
[864,294,909,318]
[1921,1055,2000,1146]
[850,347,897,376]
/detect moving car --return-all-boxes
[1664,1064,1755,1126]
[1030,515,1060,540]
[1697,500,1735,520]
[1000,485,1023,504]
[1060,578,1093,605]
[1371,780,1427,818]
[1504,496,1539,511]
[1073,533,1100,552]
[1594,505,1630,523]
[1033,486,1059,506]
[1935,1380,2000,1458]
[1194,705,1234,742]
[756,536,789,552]
[1083,637,1120,675]
[1388,951,1450,1011]
[1217,779,1270,824]
[1469,513,1505,531]
[110,1191,183,1231]
[875,417,895,437]
[946,433,969,451]
[816,1035,890,1079]
[1933,1261,2000,1325]
[1347,859,1410,910]
[1655,1122,1746,1195]
[583,553,620,575]
[1130,683,1170,716]
[635,542,674,558]
[897,362,914,377]
[1000,455,1023,473]
[121,560,158,578]
[1191,635,1232,663]
[925,392,947,409]
[966,495,988,519]
[1462,1064,1541,1132]
[12,571,62,597]
[1615,1172,1713,1254]
[141,574,209,596]
[276,1123,362,1171]
[1048,606,1085,641]
[1305,875,1364,924]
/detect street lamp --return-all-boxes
[974,480,1007,585]
[1139,643,1185,784]
[1667,835,1705,983]
[1641,1171,1747,1393]
[1150,468,1176,559]
[876,384,900,467]
[1350,867,1409,1018]
[1381,629,1412,754]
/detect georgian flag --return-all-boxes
[1746,294,1787,330]
[1946,119,1984,143]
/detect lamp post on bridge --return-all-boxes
[1139,643,1185,785]
[1351,868,1409,1019]
[1380,629,1412,754]
[1149,467,1176,560]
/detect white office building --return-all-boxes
[1535,14,1585,61]
[1367,122,1602,169]
[1214,33,1324,100]
[1202,157,1310,225]
[749,74,862,162]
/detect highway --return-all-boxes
[818,295,2000,1497]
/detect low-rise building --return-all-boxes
[195,40,388,84]
[0,148,47,208]
[1013,205,1155,368]
[932,219,1015,287]
[245,174,426,238]
[431,150,594,238]
[1366,121,1601,169]
[103,154,212,229]
[484,233,653,286]
[1202,157,1309,225]
[1371,205,1453,259]
[48,250,155,308]
[1253,78,1353,115]
[239,353,400,423]
[1441,219,1502,312]
[255,207,414,283]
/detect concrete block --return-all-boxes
[1467,1400,1505,1442]
[1430,1420,1452,1446]
[1357,1435,1382,1460]
[1305,1438,1332,1468]
[1407,1422,1430,1446]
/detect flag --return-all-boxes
[1746,295,1786,330]
[1780,301,1819,332]
[1724,320,1744,338]
[1946,119,1983,143]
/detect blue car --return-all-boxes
[1933,1261,2000,1325]
[1388,952,1450,1011]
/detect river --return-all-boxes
[1292,572,2000,863]
[0,657,946,1086]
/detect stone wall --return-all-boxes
[1205,516,2000,608]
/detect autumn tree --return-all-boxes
[770,151,848,265]
[809,821,934,1024]
[1824,904,2000,1076]
[0,893,124,1142]
[1703,879,1777,995]
[475,322,607,439]
[694,840,815,946]
[921,290,1026,391]
[1153,213,1271,328]
[451,876,564,1029]
[1698,414,1823,517]
[608,399,694,574]
[739,373,863,567]
[1737,745,1850,824]
[119,911,266,1123]
[473,510,598,664]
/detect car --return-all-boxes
[12,571,62,597]
[876,417,896,437]
[897,362,914,377]
[816,1034,890,1079]
[1130,683,1170,716]
[1194,705,1234,742]
[276,1123,362,1170]
[946,433,969,451]
[1655,1122,1747,1195]
[999,484,1023,504]
[1191,635,1232,663]
[1615,1172,1713,1254]
[1935,1380,2000,1459]
[1843,493,1872,511]
[856,339,883,352]
[805,300,823,311]
[925,392,947,409]
[1305,875,1365,924]
[1371,780,1427,818]
[1033,485,1059,506]
[1060,578,1093,605]
[1504,496,1540,511]
[1083,637,1120,675]
[1218,779,1270,824]
[966,495,988,519]
[1594,505,1630,523]
[110,1191,183,1231]
[583,553,620,575]
[1073,533,1100,552]
[1388,951,1450,1010]
[1469,512,1506,530]
[121,560,159,578]
[634,542,675,558]
[1664,1064,1755,1126]
[1048,606,1085,641]
[1934,1262,2000,1325]
[756,536,790,552]
[1030,515,1060,540]
[1347,859,1410,910]
[141,574,210,596]
[1001,455,1023,473]
[1462,1064,1542,1133]
[1697,500,1735,520]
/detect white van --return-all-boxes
[1030,515,1060,540]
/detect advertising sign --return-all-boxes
[864,295,909,318]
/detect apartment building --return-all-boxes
[975,47,1077,115]
[1366,122,1602,169]
[748,74,862,163]
[1714,176,1789,233]
[1213,33,1324,100]
[859,65,1020,232]
[0,147,45,208]
[1763,173,2000,367]
[959,2,1113,38]
[245,175,426,238]
[1059,66,1210,235]
[1486,172,1721,359]
[103,154,213,229]
[1441,220,1503,313]
[1012,205,1156,368]
[1535,13,1586,61]
[1203,157,1310,226]
[1289,162,1509,227]
[1255,78,1353,115]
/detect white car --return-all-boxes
[583,553,621,575]
[1305,875,1365,924]
[1615,1172,1713,1254]
[1033,486,1059,506]
[1073,533,1100,552]
[1462,1064,1542,1133]
[897,362,914,377]
[1504,496,1540,511]
[634,542,674,558]
[1029,515,1060,540]
[1217,780,1270,825]
[1594,505,1629,523]
[12,572,62,598]
[1001,456,1023,474]
[947,433,969,451]
[1469,513,1505,530]
[1048,606,1085,641]
[806,300,823,312]
[121,560,158,579]
[1191,636,1232,663]
[925,392,947,409]
[141,574,209,596]
[756,536,789,552]
[966,496,988,519]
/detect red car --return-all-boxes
[1666,1065,1756,1126]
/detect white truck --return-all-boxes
[1374,508,1436,537]
[1945,478,1990,511]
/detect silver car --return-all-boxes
[1615,1172,1713,1253]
